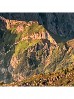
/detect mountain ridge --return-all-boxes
[0,16,74,86]
[0,16,58,83]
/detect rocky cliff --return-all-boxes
[0,15,74,86]
[0,16,58,83]
[0,13,74,41]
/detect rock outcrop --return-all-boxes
[0,16,57,83]
[0,15,74,86]
[0,13,74,40]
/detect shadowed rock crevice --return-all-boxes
[0,18,17,83]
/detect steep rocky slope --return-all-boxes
[0,16,57,83]
[0,13,74,41]
[0,16,74,86]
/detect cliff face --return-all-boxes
[0,16,74,86]
[0,13,74,41]
[0,17,57,83]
